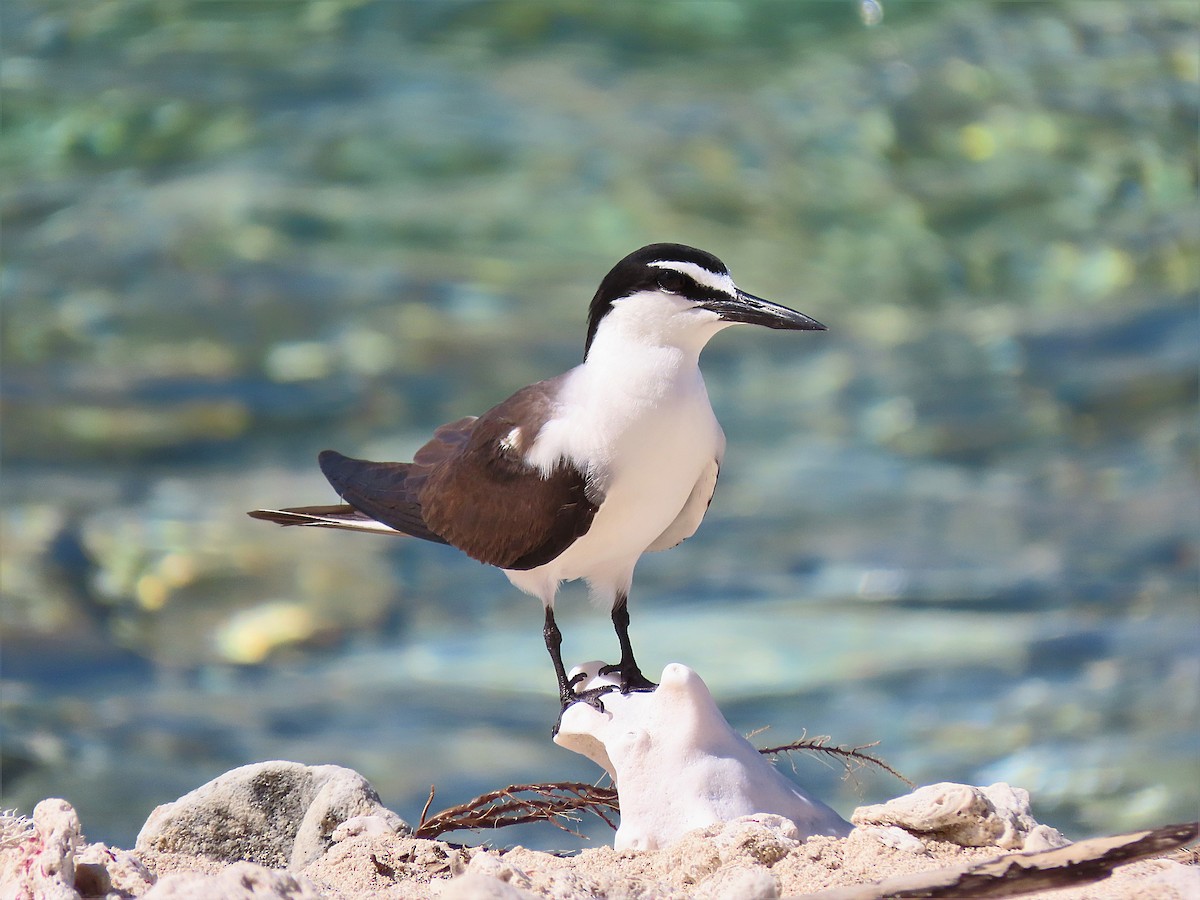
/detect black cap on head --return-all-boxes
[585,244,729,353]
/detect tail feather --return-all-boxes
[247,504,409,536]
[249,450,454,547]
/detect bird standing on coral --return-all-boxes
[250,243,825,708]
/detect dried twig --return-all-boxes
[413,732,909,839]
[415,781,619,840]
[758,736,915,788]
[419,786,436,829]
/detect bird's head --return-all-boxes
[584,243,825,357]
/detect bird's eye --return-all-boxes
[656,271,687,294]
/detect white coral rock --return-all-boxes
[555,662,850,851]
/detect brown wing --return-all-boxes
[419,379,601,570]
[319,378,601,571]
[413,416,476,465]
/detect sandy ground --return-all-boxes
[4,784,1196,899]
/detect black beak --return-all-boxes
[703,290,827,331]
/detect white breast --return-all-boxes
[506,342,724,604]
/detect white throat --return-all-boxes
[524,295,725,486]
[587,290,730,364]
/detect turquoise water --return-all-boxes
[2,0,1197,850]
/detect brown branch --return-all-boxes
[758,736,915,789]
[418,785,436,830]
[414,781,619,840]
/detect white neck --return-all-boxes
[586,290,729,365]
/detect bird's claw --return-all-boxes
[555,663,655,736]
[561,683,617,712]
[599,661,658,694]
[552,682,618,735]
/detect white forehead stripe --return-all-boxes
[649,260,738,297]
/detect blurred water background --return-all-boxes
[2,0,1197,852]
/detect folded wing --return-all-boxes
[260,378,603,572]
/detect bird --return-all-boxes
[249,243,825,709]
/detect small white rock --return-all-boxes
[714,815,801,866]
[3,799,86,900]
[864,824,927,854]
[851,781,1072,851]
[695,864,779,900]
[438,873,538,900]
[141,860,326,899]
[1023,823,1072,852]
[76,842,157,896]
[330,814,406,842]
[465,850,533,889]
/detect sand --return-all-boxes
[3,777,1196,900]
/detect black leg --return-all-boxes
[543,604,573,705]
[544,606,612,712]
[599,592,658,693]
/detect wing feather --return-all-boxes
[419,380,600,570]
[311,377,600,571]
